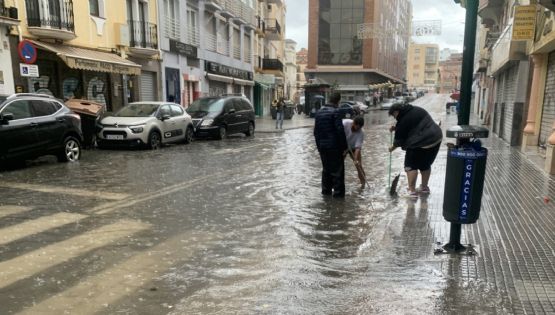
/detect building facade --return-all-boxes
[305,0,411,102]
[406,43,439,92]
[158,0,256,108]
[253,0,286,116]
[12,0,161,112]
[438,53,462,94]
[295,47,308,104]
[284,39,297,101]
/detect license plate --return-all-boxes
[106,134,124,140]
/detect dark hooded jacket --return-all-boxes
[393,104,442,150]
[314,105,348,151]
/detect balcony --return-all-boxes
[262,58,284,73]
[265,18,281,40]
[205,32,228,55]
[187,27,199,47]
[490,23,527,75]
[478,0,504,27]
[255,16,265,36]
[128,20,158,57]
[233,46,241,60]
[0,1,19,26]
[26,0,75,41]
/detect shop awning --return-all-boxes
[206,73,233,83]
[233,78,254,86]
[30,40,141,75]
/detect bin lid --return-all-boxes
[446,125,489,139]
[65,99,105,117]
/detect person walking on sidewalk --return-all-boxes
[274,97,285,129]
[343,116,366,189]
[314,92,348,198]
[388,103,442,198]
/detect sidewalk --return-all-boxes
[402,106,555,314]
[255,113,314,133]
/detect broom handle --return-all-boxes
[388,131,392,189]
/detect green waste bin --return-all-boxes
[443,145,487,224]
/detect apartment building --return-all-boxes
[284,38,296,101]
[306,0,411,102]
[406,43,439,91]
[12,0,160,111]
[438,53,462,94]
[253,0,286,116]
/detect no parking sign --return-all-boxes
[18,40,37,64]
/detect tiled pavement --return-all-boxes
[408,97,555,314]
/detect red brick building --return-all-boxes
[439,53,463,94]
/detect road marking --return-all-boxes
[0,212,86,246]
[18,232,212,315]
[0,206,32,219]
[0,220,149,290]
[0,182,130,200]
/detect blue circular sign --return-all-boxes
[18,40,37,64]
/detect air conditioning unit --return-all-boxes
[115,23,130,47]
[538,0,555,12]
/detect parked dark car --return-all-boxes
[187,94,256,139]
[0,93,83,165]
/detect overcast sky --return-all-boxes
[285,0,466,52]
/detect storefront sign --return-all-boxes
[205,61,253,81]
[512,5,536,41]
[66,57,141,75]
[19,63,39,77]
[18,40,37,64]
[254,73,275,85]
[169,40,198,58]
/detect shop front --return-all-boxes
[254,73,275,116]
[12,40,141,112]
[204,61,254,99]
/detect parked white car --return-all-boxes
[97,102,194,149]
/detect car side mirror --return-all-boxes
[228,108,236,114]
[0,113,13,125]
[161,114,171,121]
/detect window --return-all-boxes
[31,100,60,117]
[187,7,198,45]
[2,100,32,120]
[159,105,171,117]
[89,0,103,17]
[318,0,364,65]
[224,100,234,113]
[170,105,183,116]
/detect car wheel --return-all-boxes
[148,131,161,150]
[217,126,227,140]
[245,122,255,137]
[57,136,81,162]
[184,126,194,144]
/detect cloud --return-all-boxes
[285,0,466,52]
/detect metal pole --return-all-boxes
[458,0,478,125]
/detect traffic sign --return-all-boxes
[18,40,37,64]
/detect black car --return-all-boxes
[0,94,83,165]
[187,94,255,139]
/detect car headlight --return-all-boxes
[201,119,214,126]
[129,125,145,133]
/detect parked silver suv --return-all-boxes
[97,102,194,149]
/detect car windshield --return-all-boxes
[115,103,159,117]
[187,98,224,113]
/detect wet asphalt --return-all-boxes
[0,94,520,314]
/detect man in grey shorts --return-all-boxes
[343,116,366,188]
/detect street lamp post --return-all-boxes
[455,0,479,125]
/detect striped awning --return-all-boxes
[30,40,141,75]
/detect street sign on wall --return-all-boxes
[512,5,536,41]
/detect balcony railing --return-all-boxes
[26,0,74,32]
[187,27,199,47]
[265,18,281,35]
[262,58,283,72]
[129,20,157,49]
[205,32,217,52]
[165,17,180,40]
[233,46,241,60]
[0,0,18,20]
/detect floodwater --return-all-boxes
[0,94,512,314]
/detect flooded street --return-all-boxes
[0,94,515,314]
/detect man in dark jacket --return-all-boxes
[388,103,442,198]
[314,92,348,197]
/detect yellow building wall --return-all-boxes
[15,0,158,51]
